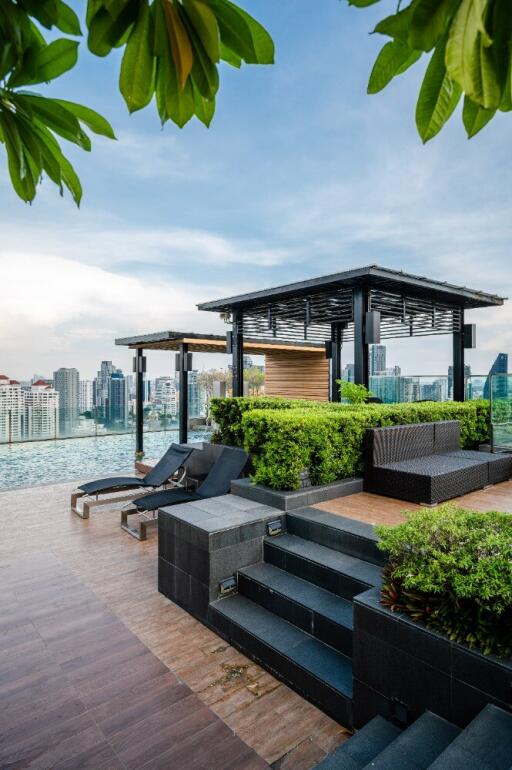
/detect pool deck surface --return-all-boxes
[1,477,510,769]
[0,480,348,770]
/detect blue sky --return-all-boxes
[1,1,511,380]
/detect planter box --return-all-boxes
[230,476,363,512]
[352,587,512,729]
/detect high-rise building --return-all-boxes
[79,380,94,413]
[0,375,23,442]
[107,371,128,426]
[483,353,509,400]
[370,345,386,375]
[24,380,59,439]
[53,368,79,432]
[342,363,354,382]
[243,355,254,370]
[188,371,204,418]
[370,376,399,404]
[448,364,471,399]
[95,361,115,411]
[154,377,178,416]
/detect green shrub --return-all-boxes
[210,395,336,447]
[337,380,374,404]
[377,505,512,658]
[238,399,490,489]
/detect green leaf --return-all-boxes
[9,38,78,86]
[17,93,92,149]
[156,43,195,127]
[462,94,495,135]
[416,37,462,141]
[191,78,215,125]
[409,0,461,52]
[119,0,156,112]
[212,0,274,64]
[183,0,220,62]
[0,111,36,202]
[368,39,421,94]
[348,0,381,6]
[374,4,417,43]
[446,0,500,108]
[220,41,241,67]
[53,99,116,139]
[55,2,82,35]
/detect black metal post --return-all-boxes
[453,310,465,401]
[232,312,244,397]
[179,343,189,444]
[353,287,369,388]
[135,348,144,457]
[330,323,344,402]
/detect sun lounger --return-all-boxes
[71,443,193,518]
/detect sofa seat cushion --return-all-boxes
[379,455,483,477]
[442,450,512,484]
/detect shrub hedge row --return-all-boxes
[377,505,512,658]
[211,396,490,490]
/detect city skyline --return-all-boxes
[1,4,511,379]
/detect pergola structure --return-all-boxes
[198,265,505,402]
[115,331,326,453]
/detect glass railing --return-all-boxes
[0,403,205,444]
[369,375,451,403]
[490,374,512,451]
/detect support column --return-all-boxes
[453,310,465,401]
[232,311,244,397]
[134,348,145,458]
[179,343,189,444]
[330,323,344,402]
[353,287,369,388]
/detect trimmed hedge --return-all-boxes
[377,505,512,658]
[215,398,490,490]
[210,396,335,447]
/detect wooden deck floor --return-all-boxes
[0,481,348,770]
[315,480,512,526]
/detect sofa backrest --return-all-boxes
[367,422,436,467]
[433,420,461,453]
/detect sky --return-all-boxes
[1,1,511,381]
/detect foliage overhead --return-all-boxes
[0,0,274,204]
[350,0,512,141]
[378,505,512,658]
[211,396,490,489]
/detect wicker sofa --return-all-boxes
[364,420,512,505]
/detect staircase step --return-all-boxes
[429,704,512,770]
[364,711,460,769]
[264,533,381,600]
[209,593,353,726]
[315,716,402,769]
[238,562,353,656]
[287,508,386,567]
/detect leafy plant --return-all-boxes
[350,0,512,141]
[377,505,512,658]
[0,0,273,203]
[337,380,374,404]
[211,396,490,489]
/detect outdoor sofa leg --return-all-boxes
[71,490,86,517]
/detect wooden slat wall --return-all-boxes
[264,351,329,401]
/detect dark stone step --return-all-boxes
[287,508,386,567]
[315,716,402,769]
[264,534,381,600]
[208,593,353,727]
[429,704,512,770]
[238,562,353,656]
[364,710,460,769]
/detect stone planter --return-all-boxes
[352,586,512,729]
[230,476,363,512]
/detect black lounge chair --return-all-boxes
[71,443,193,519]
[121,445,249,540]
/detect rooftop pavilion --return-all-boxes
[198,264,505,402]
[116,331,327,452]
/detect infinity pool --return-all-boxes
[0,431,209,490]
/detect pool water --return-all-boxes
[0,431,210,490]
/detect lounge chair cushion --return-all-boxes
[133,488,203,512]
[78,476,147,495]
